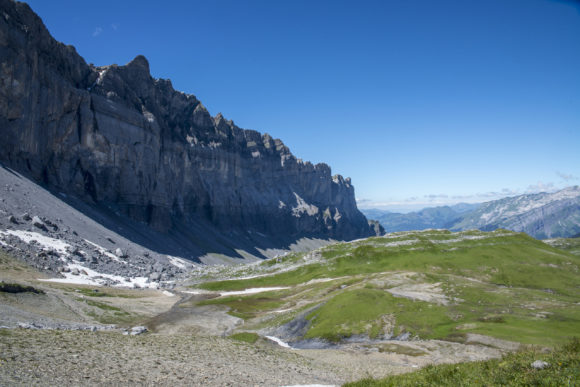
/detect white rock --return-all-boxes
[531,360,549,369]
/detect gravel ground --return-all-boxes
[0,329,342,386]
[0,328,510,386]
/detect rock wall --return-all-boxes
[0,0,380,246]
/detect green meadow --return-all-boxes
[195,230,580,346]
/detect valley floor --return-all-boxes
[0,328,508,386]
[2,228,579,386]
[0,329,340,386]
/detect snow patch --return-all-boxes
[38,275,99,286]
[84,239,121,262]
[0,230,70,255]
[184,287,289,297]
[39,262,158,289]
[219,287,289,297]
[265,335,292,349]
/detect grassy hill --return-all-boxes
[194,229,580,347]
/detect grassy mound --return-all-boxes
[229,332,259,344]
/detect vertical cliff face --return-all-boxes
[0,0,380,252]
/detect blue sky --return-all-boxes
[25,0,580,212]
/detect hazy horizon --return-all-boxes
[358,184,580,213]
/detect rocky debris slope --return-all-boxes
[0,0,381,263]
[0,165,192,287]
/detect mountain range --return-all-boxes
[362,203,480,233]
[0,0,381,265]
[362,186,580,239]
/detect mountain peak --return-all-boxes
[126,55,150,75]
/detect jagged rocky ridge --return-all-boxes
[0,0,381,261]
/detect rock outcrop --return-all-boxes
[0,0,381,258]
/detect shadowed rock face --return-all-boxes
[0,0,380,244]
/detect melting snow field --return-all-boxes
[38,263,158,289]
[219,287,289,296]
[265,336,292,349]
[184,286,289,297]
[0,230,161,288]
[84,239,121,261]
[0,230,70,255]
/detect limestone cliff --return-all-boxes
[0,0,381,256]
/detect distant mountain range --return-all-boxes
[362,186,580,239]
[362,203,480,233]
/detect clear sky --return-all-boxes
[24,0,580,212]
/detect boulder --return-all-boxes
[115,248,127,258]
[32,216,47,231]
[531,360,549,370]
[129,326,148,335]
